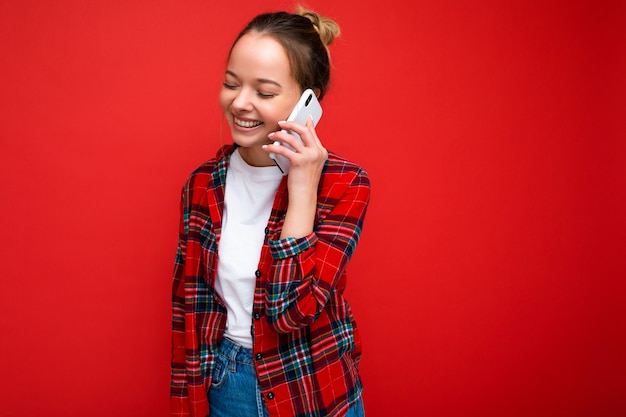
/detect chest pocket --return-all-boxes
[200,222,218,285]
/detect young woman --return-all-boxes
[170,8,370,417]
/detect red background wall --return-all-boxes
[1,1,624,416]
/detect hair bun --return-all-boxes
[297,6,340,46]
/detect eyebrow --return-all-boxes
[225,70,282,88]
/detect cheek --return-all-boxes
[267,101,297,122]
[219,90,231,114]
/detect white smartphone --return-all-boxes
[269,88,323,175]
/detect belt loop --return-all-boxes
[228,340,239,372]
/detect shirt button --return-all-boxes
[255,270,261,278]
[267,392,274,400]
[253,313,261,320]
[265,227,270,234]
[256,353,262,360]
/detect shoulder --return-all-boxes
[316,152,370,221]
[183,144,233,189]
[324,151,370,185]
[318,151,371,203]
[179,144,234,208]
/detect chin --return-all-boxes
[231,133,265,149]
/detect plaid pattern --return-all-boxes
[171,145,370,417]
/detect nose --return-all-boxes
[232,87,254,112]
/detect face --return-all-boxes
[220,32,302,166]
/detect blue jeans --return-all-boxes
[208,338,365,417]
[346,395,365,417]
[208,338,268,417]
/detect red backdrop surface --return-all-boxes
[1,1,625,416]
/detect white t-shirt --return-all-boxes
[215,148,283,348]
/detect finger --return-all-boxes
[277,119,315,145]
[268,130,305,153]
[305,115,324,147]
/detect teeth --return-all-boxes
[234,118,262,128]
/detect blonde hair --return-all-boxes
[296,6,340,47]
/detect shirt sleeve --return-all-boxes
[170,190,191,416]
[265,166,370,333]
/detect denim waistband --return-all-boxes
[219,337,254,366]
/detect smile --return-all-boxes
[234,117,263,128]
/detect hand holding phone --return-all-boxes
[269,88,323,175]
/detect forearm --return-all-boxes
[280,187,317,239]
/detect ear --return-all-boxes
[313,88,321,98]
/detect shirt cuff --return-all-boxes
[269,233,318,259]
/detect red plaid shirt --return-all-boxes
[171,145,371,417]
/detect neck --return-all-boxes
[238,146,274,167]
